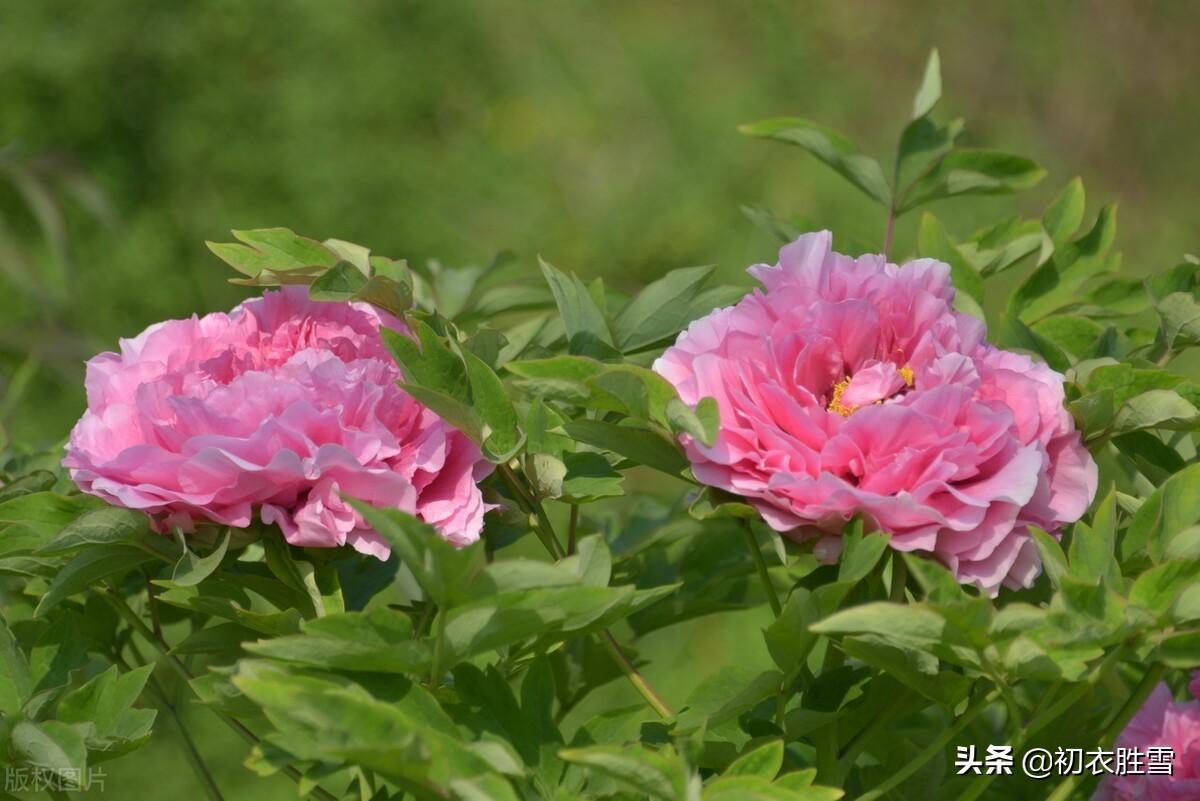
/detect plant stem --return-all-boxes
[145,571,164,641]
[101,588,341,801]
[498,462,564,558]
[145,676,226,801]
[599,630,674,719]
[1044,663,1166,801]
[429,606,447,688]
[502,464,674,719]
[889,552,908,603]
[741,519,782,617]
[567,504,580,555]
[882,207,897,258]
[856,688,1000,801]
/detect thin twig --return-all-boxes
[501,463,674,719]
[741,519,782,617]
[599,630,674,719]
[567,504,580,556]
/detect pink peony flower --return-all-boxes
[653,231,1097,593]
[65,287,493,557]
[1094,675,1200,800]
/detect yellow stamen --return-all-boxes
[827,376,855,417]
[899,364,915,387]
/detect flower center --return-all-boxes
[827,363,914,417]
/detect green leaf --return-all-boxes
[613,265,716,352]
[383,320,470,402]
[10,720,87,779]
[903,553,966,604]
[562,420,688,477]
[169,528,231,587]
[232,660,492,790]
[588,366,679,428]
[1013,204,1119,320]
[0,470,56,503]
[995,314,1070,372]
[308,260,368,300]
[666,397,719,448]
[679,665,782,731]
[1032,316,1105,357]
[899,149,1045,213]
[462,348,524,462]
[0,614,32,715]
[399,384,484,443]
[1158,631,1200,668]
[246,607,429,673]
[1112,432,1187,484]
[207,227,336,279]
[233,228,339,268]
[1130,560,1200,618]
[561,452,624,503]
[540,258,615,357]
[1157,291,1200,353]
[36,546,157,615]
[916,213,983,302]
[559,745,688,801]
[896,117,964,190]
[1111,390,1200,436]
[351,503,481,607]
[354,274,414,318]
[841,635,969,707]
[1031,527,1068,589]
[57,664,156,743]
[837,524,888,584]
[0,492,102,557]
[37,506,155,556]
[738,118,891,206]
[810,602,945,647]
[1068,489,1118,585]
[567,535,613,587]
[1041,177,1086,250]
[322,238,372,274]
[724,739,784,779]
[910,49,941,119]
[1124,463,1200,564]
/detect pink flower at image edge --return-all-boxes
[65,287,494,557]
[653,231,1098,593]
[1093,674,1200,800]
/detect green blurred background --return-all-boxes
[1,2,1197,797]
[4,1,1199,447]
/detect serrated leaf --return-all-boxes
[308,260,368,300]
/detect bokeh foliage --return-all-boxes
[2,1,1200,443]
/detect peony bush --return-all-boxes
[2,51,1200,801]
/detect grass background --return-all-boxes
[0,2,1196,798]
